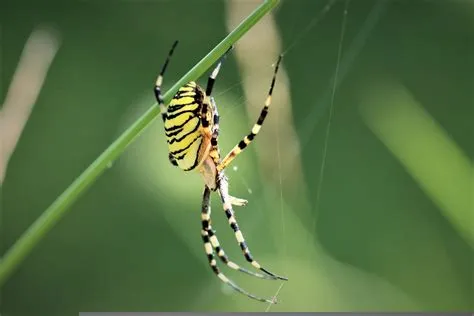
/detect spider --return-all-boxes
[154,41,288,303]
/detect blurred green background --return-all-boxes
[1,0,472,314]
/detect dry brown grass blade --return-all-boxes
[0,26,60,184]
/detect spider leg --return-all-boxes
[217,55,283,172]
[201,187,274,280]
[208,97,248,207]
[154,40,179,122]
[204,46,233,107]
[201,47,232,142]
[208,96,221,164]
[206,229,272,280]
[201,230,276,304]
[168,153,178,166]
[201,186,277,303]
[217,174,288,281]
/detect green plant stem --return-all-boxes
[0,0,279,287]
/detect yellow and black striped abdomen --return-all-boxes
[164,82,204,171]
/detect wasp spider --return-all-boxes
[154,41,288,303]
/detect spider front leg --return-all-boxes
[200,186,277,304]
[200,46,232,141]
[154,40,178,122]
[217,55,283,172]
[208,97,221,163]
[154,41,181,168]
[217,173,288,281]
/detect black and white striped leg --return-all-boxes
[202,46,234,134]
[205,45,233,102]
[210,96,248,207]
[200,187,276,303]
[154,40,179,122]
[210,97,220,151]
[217,55,283,172]
[206,229,273,280]
[217,174,288,281]
[208,97,221,164]
[200,230,275,304]
[168,153,178,166]
[201,187,273,280]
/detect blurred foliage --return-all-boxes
[1,0,472,315]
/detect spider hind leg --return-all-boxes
[201,186,277,303]
[217,174,288,281]
[201,229,276,304]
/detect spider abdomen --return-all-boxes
[164,81,206,171]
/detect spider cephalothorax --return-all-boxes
[154,41,287,303]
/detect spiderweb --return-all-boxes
[219,0,389,311]
[118,0,390,310]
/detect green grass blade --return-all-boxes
[0,0,279,287]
